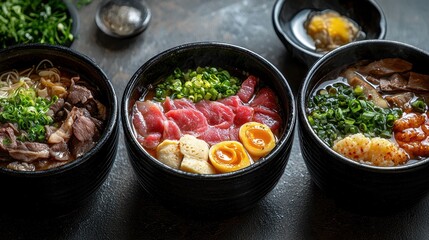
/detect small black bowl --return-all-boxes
[272,0,386,67]
[0,44,119,214]
[122,42,296,217]
[298,40,429,213]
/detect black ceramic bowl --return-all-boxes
[272,0,386,67]
[0,44,118,214]
[298,40,429,213]
[122,42,296,217]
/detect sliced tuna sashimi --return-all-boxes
[195,100,234,129]
[253,106,282,134]
[162,120,182,140]
[137,133,162,149]
[220,95,242,111]
[237,75,258,103]
[165,108,209,136]
[250,87,279,112]
[199,127,231,146]
[229,128,240,142]
[234,105,254,126]
[163,97,196,112]
[136,101,166,133]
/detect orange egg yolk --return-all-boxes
[209,141,251,173]
[239,122,276,158]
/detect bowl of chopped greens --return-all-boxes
[121,42,296,217]
[298,39,429,214]
[0,0,79,49]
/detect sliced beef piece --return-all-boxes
[343,69,389,108]
[35,160,68,170]
[366,76,381,85]
[8,142,50,162]
[64,102,73,111]
[45,126,57,140]
[73,112,96,142]
[6,162,35,171]
[50,98,65,114]
[357,58,413,77]
[380,73,408,91]
[407,72,429,92]
[48,107,79,144]
[385,92,414,110]
[84,99,107,121]
[67,84,93,105]
[49,142,71,161]
[0,126,17,150]
[69,137,95,158]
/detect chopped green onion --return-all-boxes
[0,87,57,142]
[154,67,241,103]
[307,83,402,147]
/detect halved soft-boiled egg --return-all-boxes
[209,141,251,173]
[239,122,276,158]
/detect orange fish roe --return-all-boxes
[333,133,408,166]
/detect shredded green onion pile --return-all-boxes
[154,67,241,103]
[0,87,57,142]
[0,0,74,48]
[307,83,403,147]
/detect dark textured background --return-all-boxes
[1,0,429,239]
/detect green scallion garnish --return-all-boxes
[154,67,241,103]
[307,83,403,147]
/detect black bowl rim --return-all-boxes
[64,0,80,47]
[272,0,387,62]
[122,41,296,180]
[0,43,118,177]
[299,39,429,173]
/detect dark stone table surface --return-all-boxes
[1,0,429,239]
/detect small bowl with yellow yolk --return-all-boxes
[272,0,386,66]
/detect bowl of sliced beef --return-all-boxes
[121,42,296,217]
[0,44,119,215]
[298,39,429,214]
